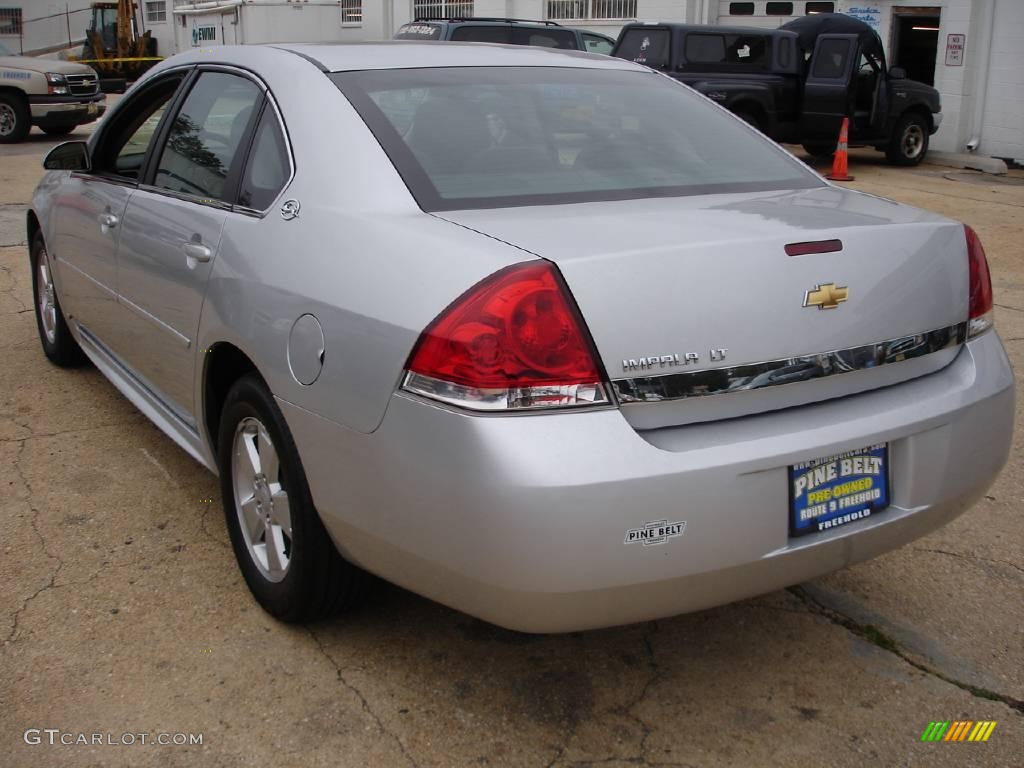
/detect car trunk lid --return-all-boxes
[436,186,969,429]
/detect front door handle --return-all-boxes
[182,242,212,263]
[98,213,118,228]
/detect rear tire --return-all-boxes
[886,112,930,166]
[30,233,86,367]
[41,125,76,137]
[0,93,30,144]
[733,109,762,132]
[802,142,836,159]
[218,374,365,622]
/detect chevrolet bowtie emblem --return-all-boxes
[803,283,849,310]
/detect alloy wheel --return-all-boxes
[232,416,292,582]
[36,247,58,345]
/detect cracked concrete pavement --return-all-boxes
[0,119,1022,767]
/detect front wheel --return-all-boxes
[0,93,30,144]
[30,234,86,366]
[886,113,930,166]
[218,374,365,622]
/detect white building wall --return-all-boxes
[979,0,1024,162]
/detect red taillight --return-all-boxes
[965,225,994,337]
[403,261,608,411]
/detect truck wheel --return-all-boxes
[0,93,30,144]
[802,142,835,159]
[41,125,76,137]
[733,110,762,132]
[886,113,930,166]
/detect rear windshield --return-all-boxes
[684,33,770,69]
[395,23,442,40]
[615,29,671,69]
[331,67,822,212]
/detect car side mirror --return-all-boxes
[43,141,91,172]
[889,66,907,80]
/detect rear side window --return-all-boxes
[581,33,614,55]
[616,29,671,69]
[510,27,576,49]
[685,33,769,68]
[153,72,262,202]
[812,38,851,78]
[395,23,442,39]
[450,25,511,44]
[237,107,290,211]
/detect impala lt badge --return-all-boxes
[804,283,848,310]
[622,348,727,372]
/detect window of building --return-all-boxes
[412,1,474,19]
[340,0,362,25]
[728,2,755,14]
[547,1,637,21]
[144,1,166,23]
[0,7,23,35]
[805,2,835,13]
[766,2,794,14]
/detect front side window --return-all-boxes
[92,74,184,180]
[616,28,671,69]
[153,72,261,202]
[332,67,822,211]
[581,33,614,55]
[237,108,290,211]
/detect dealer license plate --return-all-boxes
[789,444,889,537]
[87,103,98,116]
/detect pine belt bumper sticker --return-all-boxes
[789,444,889,536]
[624,520,686,546]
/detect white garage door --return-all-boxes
[980,0,1024,162]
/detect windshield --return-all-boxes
[332,67,822,212]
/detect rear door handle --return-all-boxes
[98,213,118,228]
[182,242,212,263]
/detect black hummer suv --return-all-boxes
[613,14,941,166]
[395,17,617,56]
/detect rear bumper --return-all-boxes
[281,331,1014,632]
[29,94,105,127]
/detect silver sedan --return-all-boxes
[28,43,1014,632]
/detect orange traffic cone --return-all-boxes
[826,117,854,181]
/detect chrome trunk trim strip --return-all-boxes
[612,322,968,404]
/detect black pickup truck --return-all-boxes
[612,14,941,166]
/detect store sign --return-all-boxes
[945,33,965,66]
[191,22,218,47]
[845,6,882,31]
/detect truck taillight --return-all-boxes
[965,225,993,338]
[402,261,609,411]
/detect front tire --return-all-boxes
[218,374,364,622]
[886,112,930,166]
[0,93,30,144]
[30,233,86,367]
[41,125,76,137]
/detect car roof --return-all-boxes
[619,21,793,37]
[274,41,642,72]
